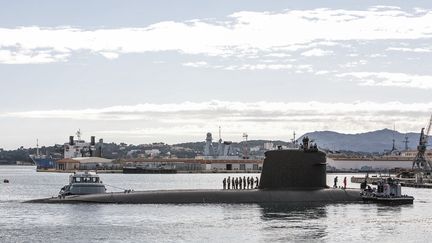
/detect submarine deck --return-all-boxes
[26,188,362,204]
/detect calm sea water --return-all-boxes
[1,166,432,242]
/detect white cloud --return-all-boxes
[223,63,294,70]
[0,49,67,64]
[315,70,332,75]
[1,7,432,64]
[301,48,333,57]
[339,59,368,68]
[2,100,431,137]
[99,52,120,60]
[338,72,432,89]
[386,47,432,53]
[182,61,208,67]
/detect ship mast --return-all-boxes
[403,135,409,151]
[76,129,82,141]
[36,139,40,156]
[242,132,249,159]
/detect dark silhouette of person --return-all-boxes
[232,177,235,189]
[243,176,246,189]
[247,177,251,189]
[235,177,238,189]
[360,180,366,190]
[255,177,259,188]
[227,176,231,190]
[343,177,347,189]
[223,178,226,190]
[239,177,243,189]
[333,176,338,188]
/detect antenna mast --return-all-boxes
[242,133,249,159]
[403,135,409,151]
[76,129,82,140]
[36,139,40,156]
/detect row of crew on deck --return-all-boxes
[301,136,319,152]
[222,176,259,190]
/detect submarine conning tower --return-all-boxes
[259,138,327,190]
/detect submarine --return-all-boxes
[26,137,362,204]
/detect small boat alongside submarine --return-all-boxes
[58,171,106,197]
[360,178,414,204]
[26,137,363,204]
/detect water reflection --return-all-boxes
[258,203,328,241]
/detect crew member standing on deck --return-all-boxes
[227,176,231,189]
[343,177,347,189]
[333,176,338,188]
[232,177,235,189]
[223,178,226,190]
[243,176,246,189]
[255,177,259,189]
[239,177,243,189]
[247,177,251,189]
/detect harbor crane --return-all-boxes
[412,114,432,171]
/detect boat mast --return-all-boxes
[36,139,40,156]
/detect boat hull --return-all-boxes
[362,196,414,204]
[30,157,56,169]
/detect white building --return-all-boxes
[263,142,274,150]
[144,149,161,157]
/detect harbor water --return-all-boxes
[1,166,432,242]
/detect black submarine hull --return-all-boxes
[26,188,361,204]
[26,145,363,204]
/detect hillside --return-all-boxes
[301,129,420,153]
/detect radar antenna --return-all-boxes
[36,139,40,156]
[242,133,249,159]
[412,114,432,171]
[402,135,409,151]
[76,129,82,141]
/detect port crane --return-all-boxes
[412,114,432,171]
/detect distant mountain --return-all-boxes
[300,129,420,153]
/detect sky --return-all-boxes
[1,0,432,149]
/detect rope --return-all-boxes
[104,183,133,191]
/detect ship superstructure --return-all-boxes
[64,130,102,159]
[202,128,238,160]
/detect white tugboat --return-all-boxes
[59,171,106,197]
[361,177,414,204]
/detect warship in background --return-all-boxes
[200,127,244,160]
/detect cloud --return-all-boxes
[386,47,432,53]
[2,101,431,138]
[182,61,208,67]
[0,49,67,64]
[99,52,120,60]
[301,48,333,57]
[1,7,432,64]
[338,72,432,89]
[223,63,294,70]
